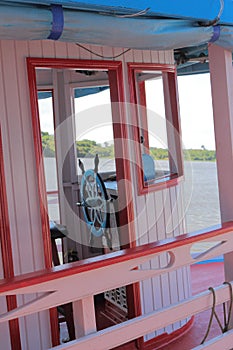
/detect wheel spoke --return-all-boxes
[95,209,103,225]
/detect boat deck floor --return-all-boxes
[159,262,225,350]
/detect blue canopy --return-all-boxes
[0,1,233,52]
[1,1,232,24]
[38,86,109,100]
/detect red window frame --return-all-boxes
[128,62,184,195]
[27,58,140,345]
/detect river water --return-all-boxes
[183,161,220,233]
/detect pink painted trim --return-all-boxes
[0,222,231,294]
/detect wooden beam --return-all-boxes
[209,44,233,326]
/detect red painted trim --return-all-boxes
[127,62,183,196]
[108,66,137,247]
[127,62,176,73]
[47,190,58,195]
[138,81,149,151]
[27,57,123,71]
[0,221,232,293]
[107,65,141,343]
[27,57,139,344]
[142,316,194,350]
[27,61,60,346]
[27,61,53,269]
[139,175,184,195]
[163,71,184,178]
[0,129,21,349]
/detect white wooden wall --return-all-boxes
[0,40,190,348]
[120,48,191,340]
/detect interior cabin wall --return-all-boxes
[0,39,190,348]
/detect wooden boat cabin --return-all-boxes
[1,1,233,349]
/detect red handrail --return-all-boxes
[0,222,232,294]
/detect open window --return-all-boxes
[128,63,183,194]
[27,58,134,257]
[27,58,138,339]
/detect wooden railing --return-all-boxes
[1,222,233,349]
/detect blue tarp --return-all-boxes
[0,2,233,51]
[0,1,230,24]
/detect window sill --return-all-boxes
[139,173,183,195]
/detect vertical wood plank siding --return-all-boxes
[0,128,21,350]
[0,40,189,349]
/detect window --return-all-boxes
[128,63,183,194]
[73,83,116,176]
[37,90,60,223]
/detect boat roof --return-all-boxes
[0,1,230,23]
[1,1,232,74]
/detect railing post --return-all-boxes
[209,44,233,326]
[72,296,97,337]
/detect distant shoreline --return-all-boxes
[43,155,216,162]
[183,149,216,162]
[41,132,216,161]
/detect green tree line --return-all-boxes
[41,132,216,161]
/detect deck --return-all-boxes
[160,262,225,350]
[58,247,227,349]
[0,224,232,350]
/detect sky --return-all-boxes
[177,73,215,150]
[38,72,216,151]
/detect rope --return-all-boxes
[201,282,233,344]
[201,287,216,344]
[223,281,233,331]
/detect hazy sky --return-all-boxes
[39,72,216,150]
[178,73,215,150]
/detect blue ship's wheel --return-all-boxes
[80,169,109,237]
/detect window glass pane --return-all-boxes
[38,90,60,223]
[145,78,169,172]
[73,79,116,176]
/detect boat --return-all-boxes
[0,1,233,349]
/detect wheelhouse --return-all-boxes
[1,2,233,350]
